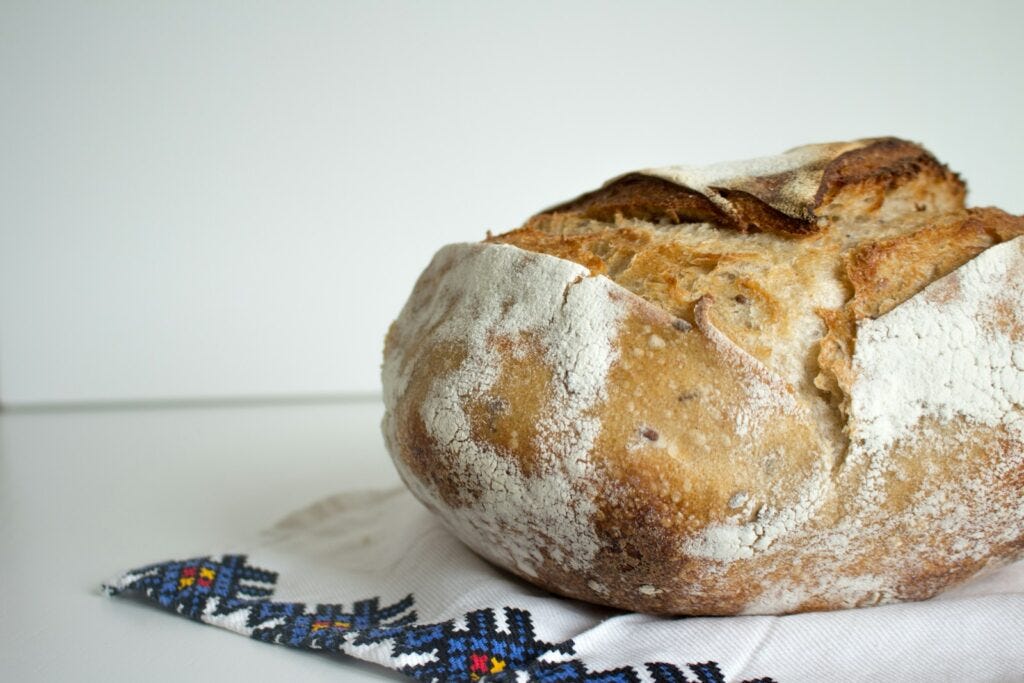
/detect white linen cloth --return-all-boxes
[104,487,1024,682]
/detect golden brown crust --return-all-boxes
[814,137,963,209]
[383,139,1024,615]
[542,174,731,227]
[851,208,1024,308]
[539,137,966,236]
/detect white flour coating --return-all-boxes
[382,242,628,577]
[679,237,1024,593]
[850,236,1024,455]
[682,469,830,563]
[831,237,1024,571]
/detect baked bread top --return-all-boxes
[383,137,1024,614]
[539,137,965,233]
[490,137,1022,412]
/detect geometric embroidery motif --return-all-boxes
[105,555,777,683]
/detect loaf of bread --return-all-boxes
[381,138,1024,615]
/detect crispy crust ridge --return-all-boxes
[538,137,965,235]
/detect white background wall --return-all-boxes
[2,0,1023,406]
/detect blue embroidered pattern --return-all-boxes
[105,554,776,683]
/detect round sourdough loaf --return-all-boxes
[381,138,1024,615]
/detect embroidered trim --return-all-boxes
[104,554,776,683]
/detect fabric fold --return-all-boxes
[104,487,1024,682]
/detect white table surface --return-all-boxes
[0,398,406,681]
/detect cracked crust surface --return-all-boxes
[383,138,1024,615]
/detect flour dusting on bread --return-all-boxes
[383,137,1024,615]
[851,236,1024,454]
[383,243,628,577]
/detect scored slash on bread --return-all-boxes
[382,138,1024,615]
[539,137,965,234]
